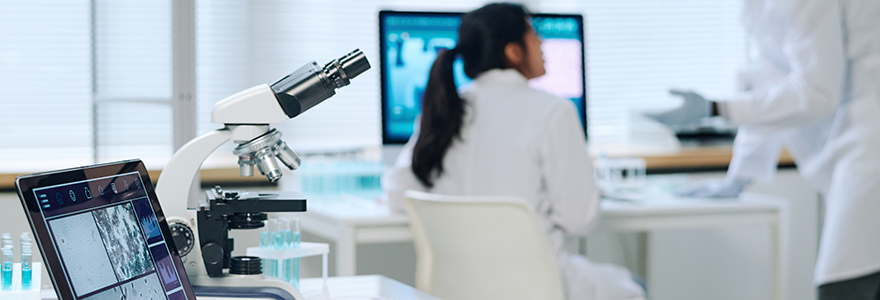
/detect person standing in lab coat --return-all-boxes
[655,0,880,298]
[382,3,645,300]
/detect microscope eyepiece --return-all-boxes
[271,49,371,119]
[337,49,370,82]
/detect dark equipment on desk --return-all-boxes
[176,186,306,277]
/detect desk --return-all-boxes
[300,275,440,300]
[299,195,412,277]
[0,144,794,189]
[588,143,794,171]
[300,193,788,300]
[41,275,440,300]
[594,195,788,300]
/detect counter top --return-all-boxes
[0,144,794,189]
[0,167,268,190]
[589,143,794,172]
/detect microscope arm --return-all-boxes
[156,125,273,220]
[156,128,233,220]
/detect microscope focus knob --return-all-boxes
[169,221,195,257]
[202,242,225,266]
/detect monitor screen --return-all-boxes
[16,160,193,300]
[380,11,586,144]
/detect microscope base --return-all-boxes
[190,274,305,300]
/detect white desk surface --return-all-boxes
[299,190,788,300]
[300,275,440,300]
[302,192,785,226]
[41,275,440,300]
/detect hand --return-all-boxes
[646,90,712,127]
[676,178,750,199]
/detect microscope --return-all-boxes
[155,49,370,300]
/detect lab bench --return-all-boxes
[297,191,789,300]
[588,143,794,173]
[39,275,441,300]
[0,144,795,190]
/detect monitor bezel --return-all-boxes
[15,159,197,300]
[378,10,588,145]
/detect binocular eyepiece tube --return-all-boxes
[233,49,369,183]
[271,49,371,119]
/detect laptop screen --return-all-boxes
[17,160,192,300]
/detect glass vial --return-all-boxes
[1,248,12,291]
[278,218,292,283]
[290,218,301,290]
[260,220,274,277]
[266,219,283,278]
[21,249,31,290]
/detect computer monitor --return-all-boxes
[379,10,587,145]
[16,159,196,300]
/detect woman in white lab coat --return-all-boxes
[382,3,645,300]
[665,0,880,298]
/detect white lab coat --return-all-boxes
[382,69,645,300]
[721,0,880,285]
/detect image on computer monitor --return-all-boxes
[379,11,586,144]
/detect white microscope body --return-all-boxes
[155,49,370,300]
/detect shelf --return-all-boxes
[246,242,330,260]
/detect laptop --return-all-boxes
[15,159,196,300]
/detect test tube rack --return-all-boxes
[248,242,329,299]
[0,262,42,300]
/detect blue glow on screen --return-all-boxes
[381,12,585,144]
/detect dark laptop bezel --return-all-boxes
[15,159,196,300]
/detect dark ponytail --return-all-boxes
[412,3,530,188]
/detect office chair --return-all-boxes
[404,190,566,300]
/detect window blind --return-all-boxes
[94,0,173,169]
[195,0,487,164]
[535,0,747,143]
[0,0,93,172]
[0,0,747,173]
[0,0,173,173]
[195,0,747,156]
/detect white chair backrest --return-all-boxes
[404,190,566,300]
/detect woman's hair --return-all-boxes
[411,3,531,188]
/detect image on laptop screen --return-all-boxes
[380,11,586,144]
[21,164,190,300]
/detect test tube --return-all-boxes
[2,248,12,291]
[260,220,270,249]
[21,232,34,290]
[259,220,273,276]
[267,219,283,277]
[278,218,292,283]
[21,248,32,290]
[1,233,10,291]
[290,218,301,289]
